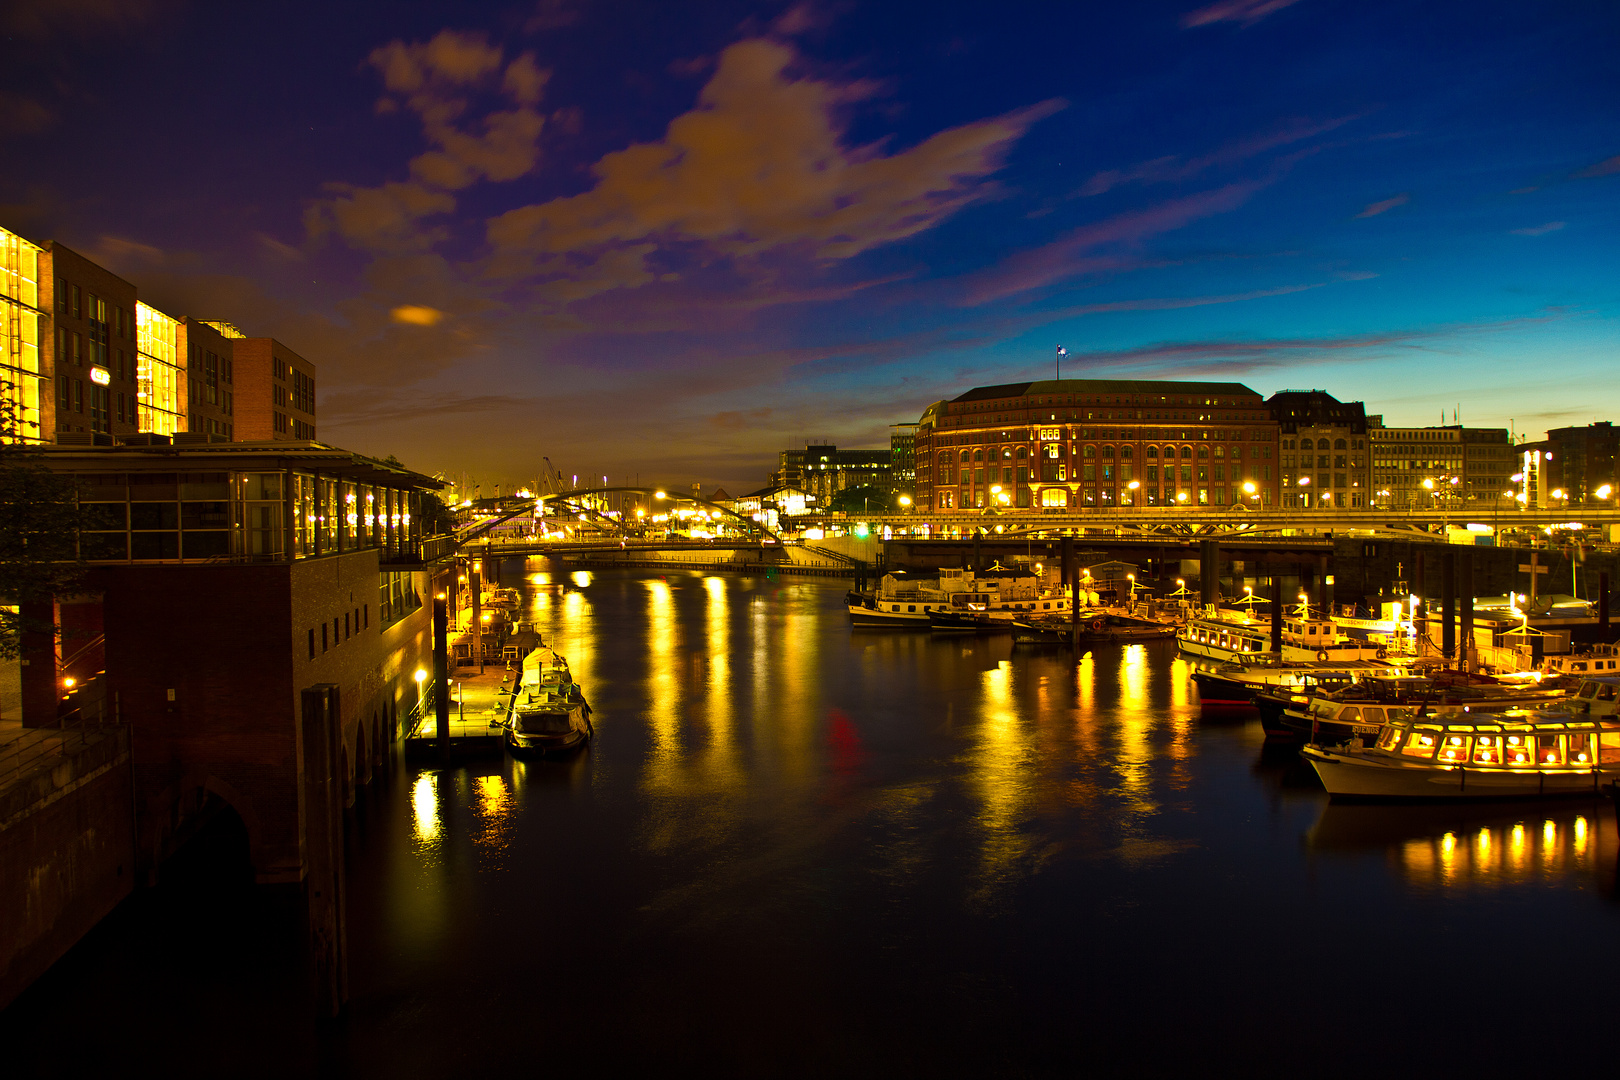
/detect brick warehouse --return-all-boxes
[914,379,1281,515]
[10,441,449,884]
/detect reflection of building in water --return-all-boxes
[1310,804,1616,893]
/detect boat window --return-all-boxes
[1599,684,1619,702]
[515,710,575,734]
[1362,707,1385,723]
[1536,734,1564,766]
[1572,663,1587,672]
[1599,732,1620,764]
[1568,732,1593,765]
[1401,730,1440,758]
[1376,725,1403,750]
[1386,707,1415,722]
[1472,735,1500,765]
[1436,733,1470,763]
[907,605,916,612]
[1578,682,1598,699]
[1503,733,1533,765]
[1312,702,1339,719]
[1338,707,1361,723]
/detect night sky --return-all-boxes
[4,0,1617,492]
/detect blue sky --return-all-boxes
[3,0,1616,490]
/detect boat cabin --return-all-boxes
[1371,712,1620,767]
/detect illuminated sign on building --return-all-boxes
[90,366,110,385]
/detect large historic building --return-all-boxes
[1266,389,1371,508]
[1369,422,1514,510]
[913,379,1280,513]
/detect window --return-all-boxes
[308,629,316,659]
[1040,487,1068,507]
[321,623,328,652]
[345,612,351,640]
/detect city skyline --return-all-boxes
[3,0,1616,491]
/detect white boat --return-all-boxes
[504,644,592,755]
[849,565,1071,628]
[1302,707,1620,800]
[1177,608,1386,664]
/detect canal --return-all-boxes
[7,565,1620,1075]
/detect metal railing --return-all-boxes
[0,713,122,789]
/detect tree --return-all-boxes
[382,454,405,468]
[0,388,82,659]
[419,491,456,535]
[828,485,907,514]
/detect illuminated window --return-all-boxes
[1040,488,1068,507]
[1401,730,1440,758]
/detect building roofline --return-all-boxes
[2,441,444,489]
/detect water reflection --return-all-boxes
[411,772,441,846]
[970,660,1032,905]
[472,773,514,866]
[1308,800,1617,895]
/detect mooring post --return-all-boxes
[1599,570,1612,637]
[433,597,450,759]
[300,684,347,1019]
[973,529,982,574]
[1199,541,1218,606]
[1412,547,1426,655]
[1460,548,1475,671]
[1442,547,1457,664]
[1270,574,1283,655]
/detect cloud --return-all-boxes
[390,304,447,326]
[524,0,582,32]
[308,31,549,253]
[486,39,1062,281]
[321,391,526,427]
[1510,221,1565,236]
[1,0,167,39]
[1181,0,1302,28]
[959,178,1272,305]
[1572,154,1620,179]
[255,233,303,261]
[1354,192,1408,218]
[709,407,775,430]
[1080,115,1356,197]
[0,92,55,136]
[90,235,164,267]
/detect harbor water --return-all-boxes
[6,565,1619,1076]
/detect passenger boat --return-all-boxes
[1302,709,1620,800]
[1271,674,1570,745]
[1542,644,1620,681]
[849,565,1071,628]
[503,644,592,756]
[1192,658,1397,709]
[1177,608,1386,664]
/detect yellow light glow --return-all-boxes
[414,668,427,683]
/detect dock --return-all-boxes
[405,629,544,759]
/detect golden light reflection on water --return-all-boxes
[1312,803,1616,892]
[701,577,740,787]
[643,578,681,782]
[472,773,514,864]
[412,772,441,844]
[969,660,1033,904]
[570,570,593,587]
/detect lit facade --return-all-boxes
[0,226,45,443]
[1369,422,1512,510]
[914,379,1279,513]
[1267,390,1371,508]
[135,302,184,436]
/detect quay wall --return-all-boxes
[0,726,134,1010]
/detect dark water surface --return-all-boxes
[8,567,1620,1076]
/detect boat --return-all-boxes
[1177,607,1387,664]
[1192,658,1396,709]
[1269,674,1571,745]
[849,565,1072,629]
[1302,708,1620,800]
[503,644,592,756]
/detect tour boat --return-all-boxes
[1192,658,1396,709]
[1177,608,1387,664]
[504,644,592,756]
[1302,709,1620,800]
[1270,674,1570,745]
[849,565,1071,629]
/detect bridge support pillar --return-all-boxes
[1270,573,1283,654]
[1412,548,1426,657]
[1061,535,1074,607]
[1441,548,1457,663]
[973,529,982,574]
[1199,541,1219,606]
[434,597,450,758]
[1460,549,1475,671]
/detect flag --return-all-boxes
[1057,346,1067,357]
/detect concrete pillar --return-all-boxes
[471,569,483,673]
[1061,535,1075,605]
[1460,549,1475,671]
[1441,547,1457,663]
[1412,547,1427,653]
[19,598,59,728]
[300,684,348,1019]
[433,597,449,756]
[1199,541,1219,605]
[973,530,982,574]
[1270,574,1283,655]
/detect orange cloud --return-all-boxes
[486,38,1062,279]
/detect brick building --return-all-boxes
[1523,422,1619,507]
[914,379,1279,513]
[11,442,446,883]
[41,242,143,442]
[178,317,236,440]
[1266,389,1371,508]
[228,334,317,441]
